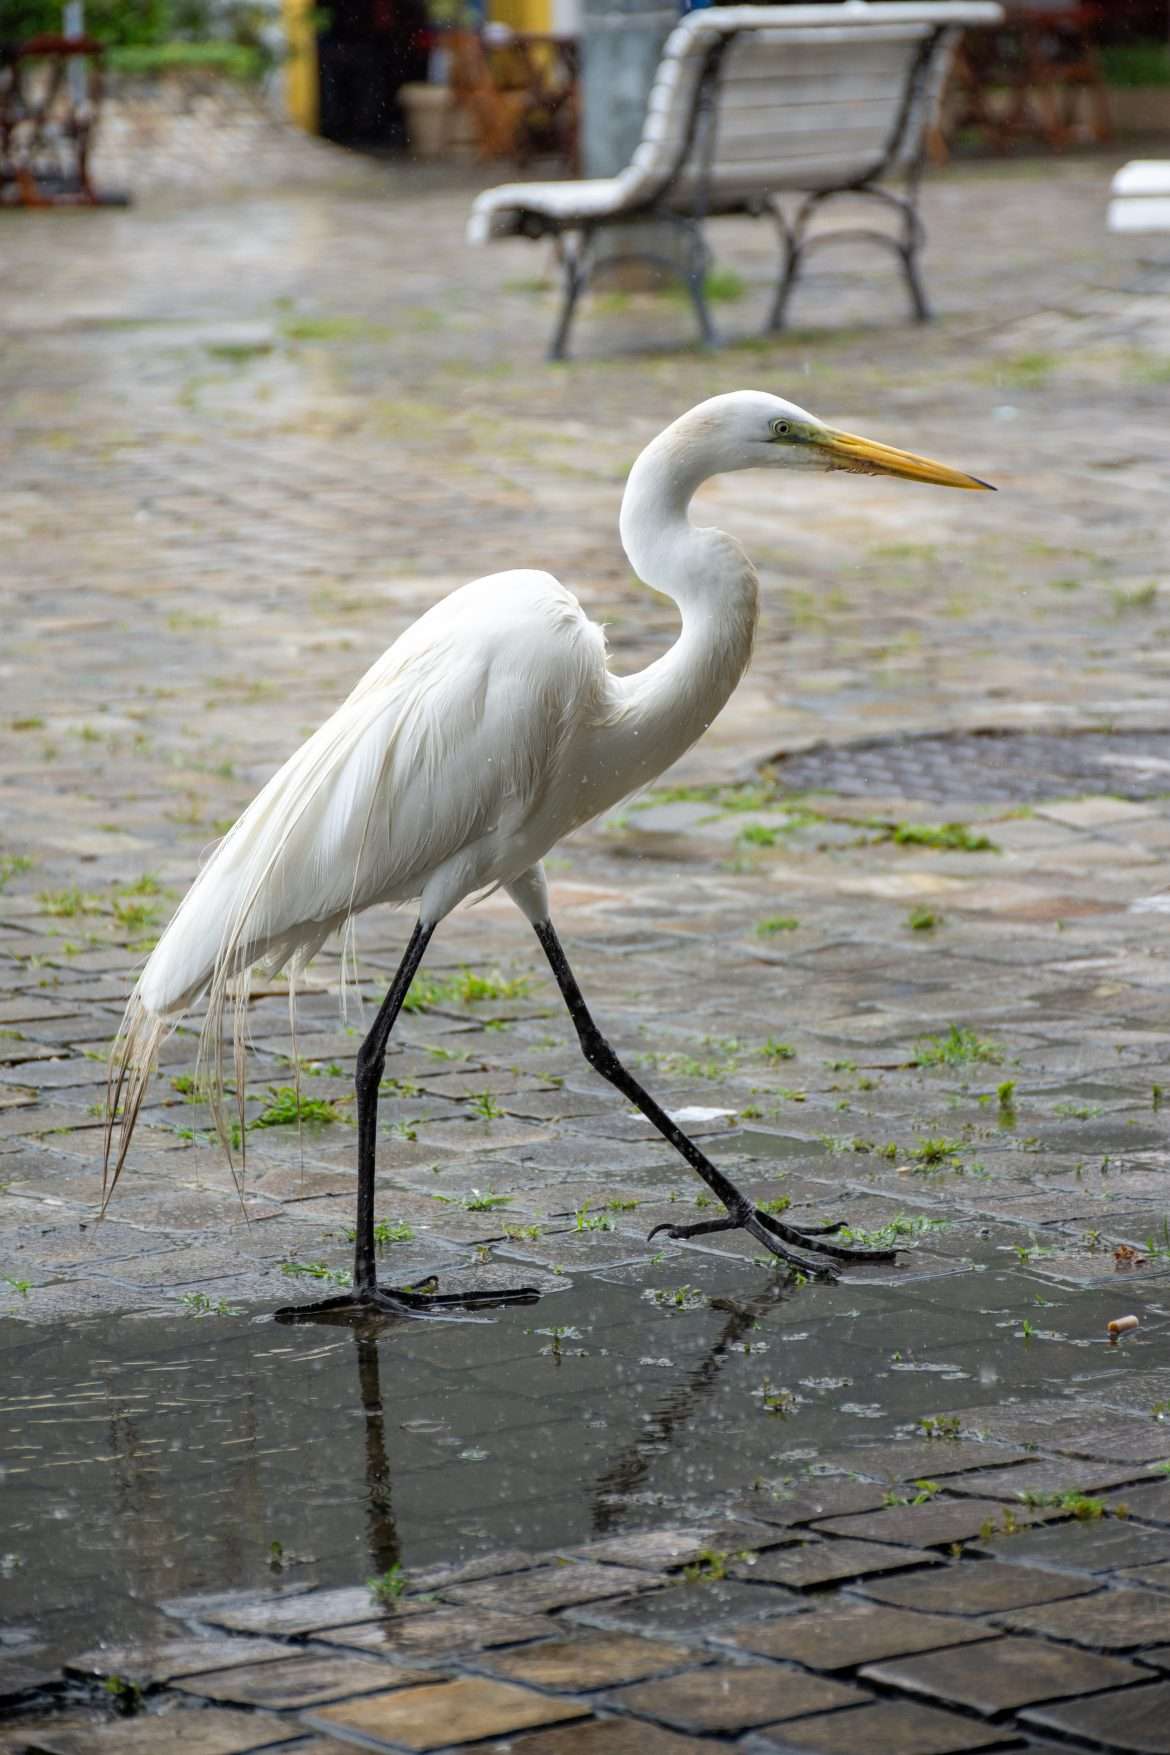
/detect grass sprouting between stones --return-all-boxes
[404,967,533,1013]
[913,1025,1002,1069]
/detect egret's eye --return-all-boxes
[771,420,791,438]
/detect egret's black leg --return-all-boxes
[275,920,540,1324]
[532,919,897,1282]
[353,919,434,1291]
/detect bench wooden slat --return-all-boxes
[714,32,929,70]
[716,103,901,142]
[693,22,933,50]
[666,161,877,199]
[711,140,891,173]
[712,78,924,111]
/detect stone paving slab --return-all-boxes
[992,1588,1170,1652]
[63,1638,298,1686]
[858,1561,1102,1616]
[565,1578,804,1640]
[728,1538,943,1590]
[440,1563,666,1617]
[724,1602,998,1670]
[974,1518,1170,1573]
[563,1530,727,1571]
[23,1707,300,1753]
[316,1608,554,1661]
[1020,1681,1170,1753]
[173,1652,426,1707]
[807,1496,1054,1548]
[307,1675,592,1749]
[604,1664,867,1734]
[1106,1483,1170,1527]
[755,1697,1023,1754]
[201,1586,434,1637]
[503,1724,710,1754]
[476,1632,699,1691]
[1114,1561,1170,1592]
[946,1409,1170,1466]
[0,1717,99,1755]
[860,1635,1151,1716]
[939,1459,1164,1502]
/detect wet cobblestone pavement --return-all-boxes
[2,146,1170,1751]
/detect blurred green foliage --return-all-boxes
[5,0,274,71]
[1100,40,1170,86]
[7,0,171,45]
[108,39,265,77]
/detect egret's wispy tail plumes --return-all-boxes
[103,644,423,1196]
[103,997,170,1208]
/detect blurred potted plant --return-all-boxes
[399,0,477,157]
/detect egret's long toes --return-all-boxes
[647,1212,837,1281]
[274,1278,540,1324]
[646,1203,899,1282]
[752,1207,898,1264]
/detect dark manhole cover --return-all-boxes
[770,729,1170,807]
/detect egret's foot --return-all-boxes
[647,1205,898,1283]
[274,1275,541,1325]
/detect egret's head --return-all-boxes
[678,391,993,491]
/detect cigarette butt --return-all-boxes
[1107,1314,1139,1341]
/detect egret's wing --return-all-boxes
[105,571,604,1193]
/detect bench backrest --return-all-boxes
[628,3,1002,203]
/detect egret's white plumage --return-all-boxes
[106,391,988,1201]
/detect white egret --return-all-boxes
[105,391,992,1319]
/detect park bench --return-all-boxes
[468,0,1003,359]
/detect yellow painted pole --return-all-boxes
[487,0,552,31]
[281,0,319,134]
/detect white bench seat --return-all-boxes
[1108,160,1170,234]
[469,0,1003,357]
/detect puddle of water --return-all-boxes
[1,1252,1165,1672]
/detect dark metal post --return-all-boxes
[571,0,693,349]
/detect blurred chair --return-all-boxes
[943,3,1111,151]
[449,29,578,168]
[0,33,113,206]
[448,30,531,160]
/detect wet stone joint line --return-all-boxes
[4,131,1170,1755]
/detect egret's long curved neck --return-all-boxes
[615,421,760,771]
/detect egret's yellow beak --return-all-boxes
[817,428,994,491]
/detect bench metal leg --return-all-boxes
[683,218,717,348]
[901,239,931,323]
[548,232,587,362]
[547,220,720,358]
[763,186,933,332]
[687,269,716,347]
[897,186,930,322]
[765,196,803,332]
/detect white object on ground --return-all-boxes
[1108,161,1170,234]
[671,1106,739,1124]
